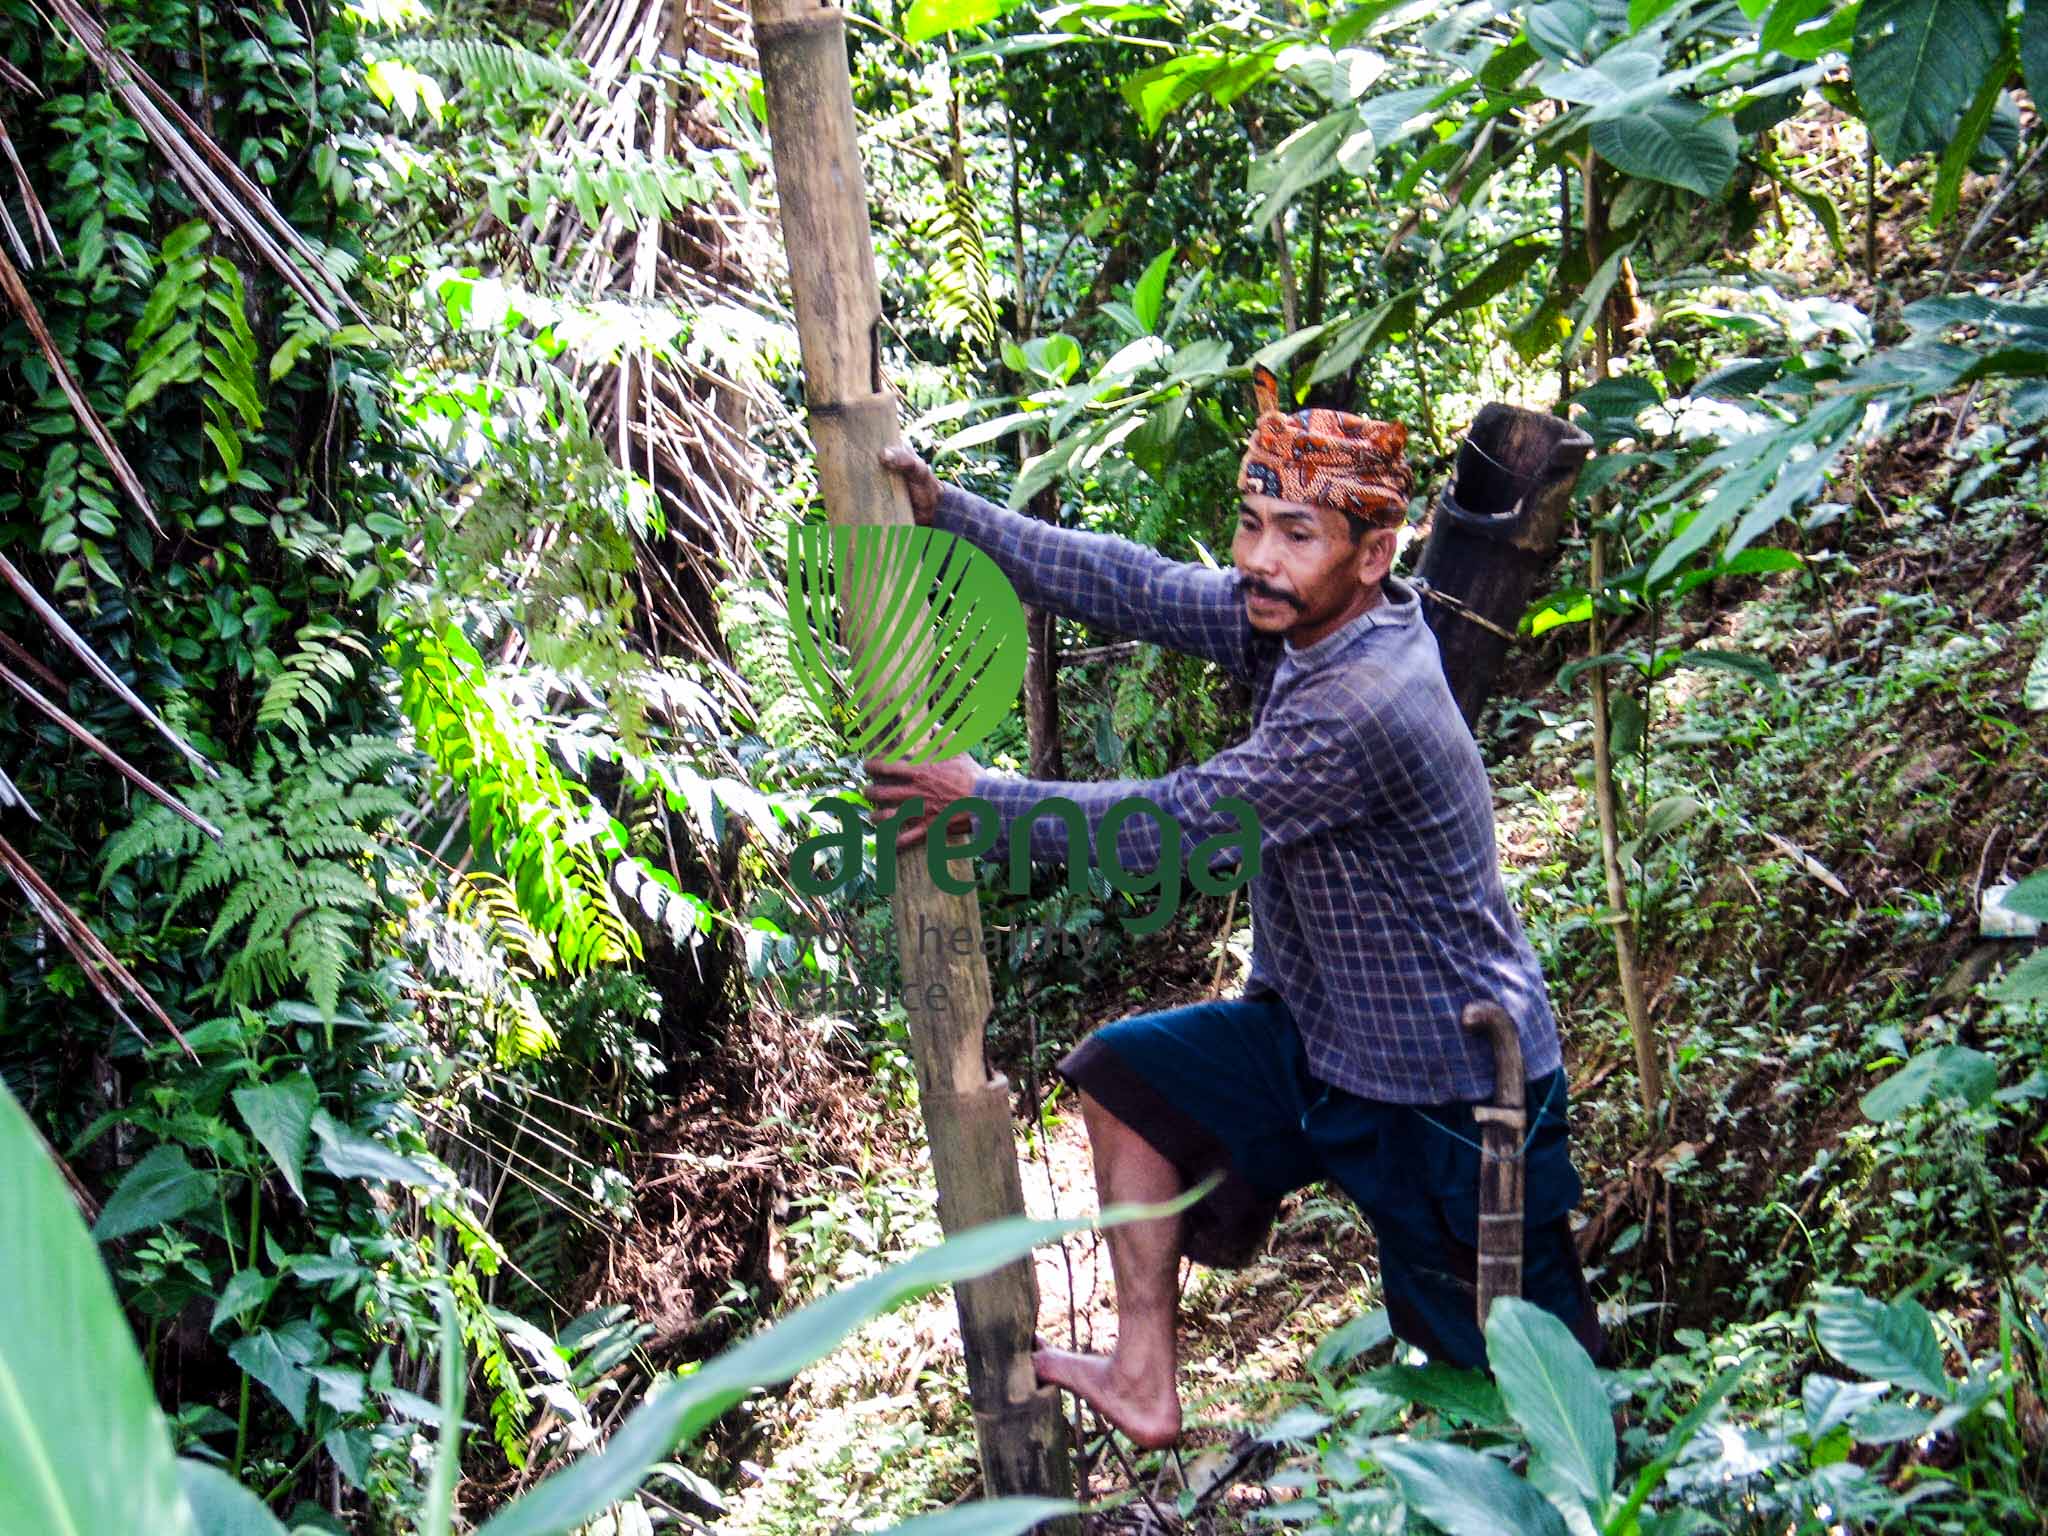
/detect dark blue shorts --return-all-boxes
[1057,993,1604,1370]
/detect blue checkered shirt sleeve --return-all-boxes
[933,485,1256,681]
[972,702,1357,870]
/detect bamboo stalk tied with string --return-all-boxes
[748,0,1076,1514]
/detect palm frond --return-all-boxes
[389,37,595,103]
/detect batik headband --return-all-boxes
[1236,366,1412,528]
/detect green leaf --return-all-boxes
[903,0,1024,42]
[161,220,213,263]
[1311,1308,1391,1373]
[0,1085,197,1536]
[1812,1289,1951,1398]
[476,1204,1157,1536]
[1851,0,2005,164]
[1132,249,1174,334]
[425,1291,462,1536]
[1762,0,1857,60]
[1431,241,1544,324]
[228,1330,317,1427]
[1932,45,2015,225]
[1859,1046,1999,1121]
[2024,0,2048,118]
[93,1145,216,1243]
[1362,1363,1506,1424]
[1591,97,1738,197]
[1557,650,1645,690]
[2024,634,2048,711]
[2004,870,2048,919]
[1371,1440,1569,1536]
[1803,1375,1891,1438]
[211,1270,276,1333]
[178,1460,288,1536]
[1608,1363,1749,1528]
[1989,949,2048,1003]
[309,1110,435,1187]
[878,1499,1081,1536]
[1486,1296,1615,1516]
[233,1076,317,1203]
[1673,649,1780,688]
[1527,0,1604,63]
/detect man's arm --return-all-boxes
[883,444,1256,679]
[971,701,1364,870]
[931,484,1255,681]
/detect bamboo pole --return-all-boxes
[749,0,1076,1514]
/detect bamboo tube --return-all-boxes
[749,0,1075,1515]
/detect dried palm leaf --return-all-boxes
[44,0,363,328]
[0,660,221,837]
[0,829,194,1058]
[0,552,216,779]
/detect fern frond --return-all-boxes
[924,173,997,352]
[390,37,591,103]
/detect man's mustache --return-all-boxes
[1243,579,1303,610]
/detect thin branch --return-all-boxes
[0,829,195,1058]
[0,659,223,838]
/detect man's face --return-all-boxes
[1232,494,1396,645]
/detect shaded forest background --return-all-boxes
[4,0,2048,1530]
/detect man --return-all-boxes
[865,369,1602,1450]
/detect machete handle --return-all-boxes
[1462,1000,1525,1113]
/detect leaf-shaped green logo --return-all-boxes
[785,525,1027,764]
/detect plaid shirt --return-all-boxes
[934,485,1562,1105]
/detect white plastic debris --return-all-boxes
[1981,880,2044,939]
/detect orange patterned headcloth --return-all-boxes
[1236,366,1412,528]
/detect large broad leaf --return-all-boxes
[1811,1289,1951,1398]
[1591,95,1737,196]
[475,1206,1142,1536]
[2000,869,2048,920]
[1859,1046,1998,1121]
[2025,1,2048,121]
[93,1144,217,1243]
[1363,1363,1507,1424]
[177,1461,289,1536]
[903,0,1026,43]
[1371,1439,1569,1536]
[878,1498,1082,1535]
[309,1109,435,1187]
[228,1329,318,1427]
[785,527,1028,764]
[1803,1376,1891,1438]
[233,1075,318,1203]
[0,1085,197,1536]
[1851,0,2006,164]
[1486,1297,1616,1515]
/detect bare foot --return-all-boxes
[1033,1347,1182,1449]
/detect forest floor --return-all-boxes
[704,425,2048,1535]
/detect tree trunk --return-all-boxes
[749,1,1075,1515]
